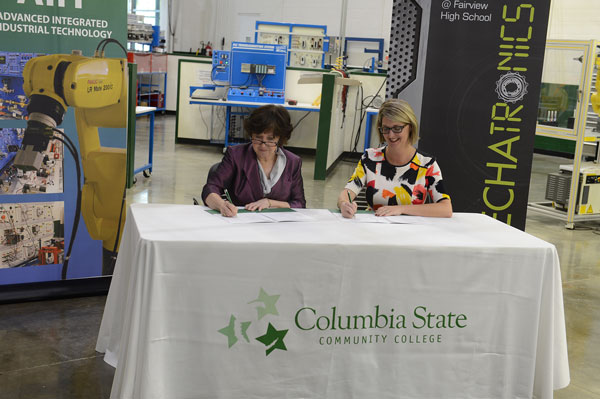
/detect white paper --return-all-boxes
[333,212,390,223]
[262,212,315,222]
[385,215,446,225]
[216,212,275,224]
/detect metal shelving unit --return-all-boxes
[137,72,166,111]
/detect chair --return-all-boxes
[193,162,226,205]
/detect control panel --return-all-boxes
[289,52,322,68]
[256,32,289,46]
[226,87,285,104]
[212,50,230,83]
[585,174,600,184]
[227,42,287,104]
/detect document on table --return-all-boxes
[385,215,443,225]
[206,208,314,223]
[331,210,390,223]
[331,210,445,225]
[261,211,314,222]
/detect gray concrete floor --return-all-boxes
[1,114,598,398]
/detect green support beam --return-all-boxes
[314,73,336,180]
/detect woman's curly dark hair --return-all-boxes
[244,105,293,145]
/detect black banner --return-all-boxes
[419,1,551,230]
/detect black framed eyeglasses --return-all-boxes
[378,125,406,135]
[251,138,278,147]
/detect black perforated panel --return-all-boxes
[386,0,422,99]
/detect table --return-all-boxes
[134,106,156,178]
[188,98,320,148]
[96,204,569,399]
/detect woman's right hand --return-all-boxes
[340,201,358,218]
[219,201,238,217]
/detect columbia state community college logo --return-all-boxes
[218,288,288,356]
[218,287,470,356]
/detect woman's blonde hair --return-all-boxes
[376,99,419,145]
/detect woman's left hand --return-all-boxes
[375,205,404,217]
[245,198,271,211]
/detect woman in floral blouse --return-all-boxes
[338,99,452,218]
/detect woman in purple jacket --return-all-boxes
[202,105,306,217]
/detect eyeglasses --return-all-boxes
[251,138,278,147]
[378,125,406,135]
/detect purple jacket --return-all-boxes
[201,143,306,208]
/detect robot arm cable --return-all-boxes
[51,129,82,280]
[95,39,128,57]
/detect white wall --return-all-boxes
[165,0,393,55]
[163,0,600,59]
[547,0,600,41]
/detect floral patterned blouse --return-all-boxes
[345,146,450,210]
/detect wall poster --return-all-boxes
[0,0,127,289]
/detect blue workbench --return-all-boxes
[134,106,156,178]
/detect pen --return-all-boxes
[347,191,352,203]
[224,189,233,204]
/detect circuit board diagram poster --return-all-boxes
[418,1,551,231]
[0,0,126,284]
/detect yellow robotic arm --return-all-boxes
[592,54,600,115]
[15,51,127,266]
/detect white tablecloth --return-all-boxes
[96,204,569,399]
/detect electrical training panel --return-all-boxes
[0,128,64,195]
[0,52,43,120]
[0,202,64,268]
[255,21,328,69]
[227,42,287,104]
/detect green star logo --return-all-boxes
[240,321,251,342]
[256,322,288,356]
[248,288,280,320]
[218,287,289,356]
[217,315,238,348]
[218,315,252,348]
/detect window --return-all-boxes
[130,0,159,26]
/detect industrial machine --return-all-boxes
[546,163,600,214]
[544,53,600,216]
[14,47,127,275]
[227,42,287,104]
